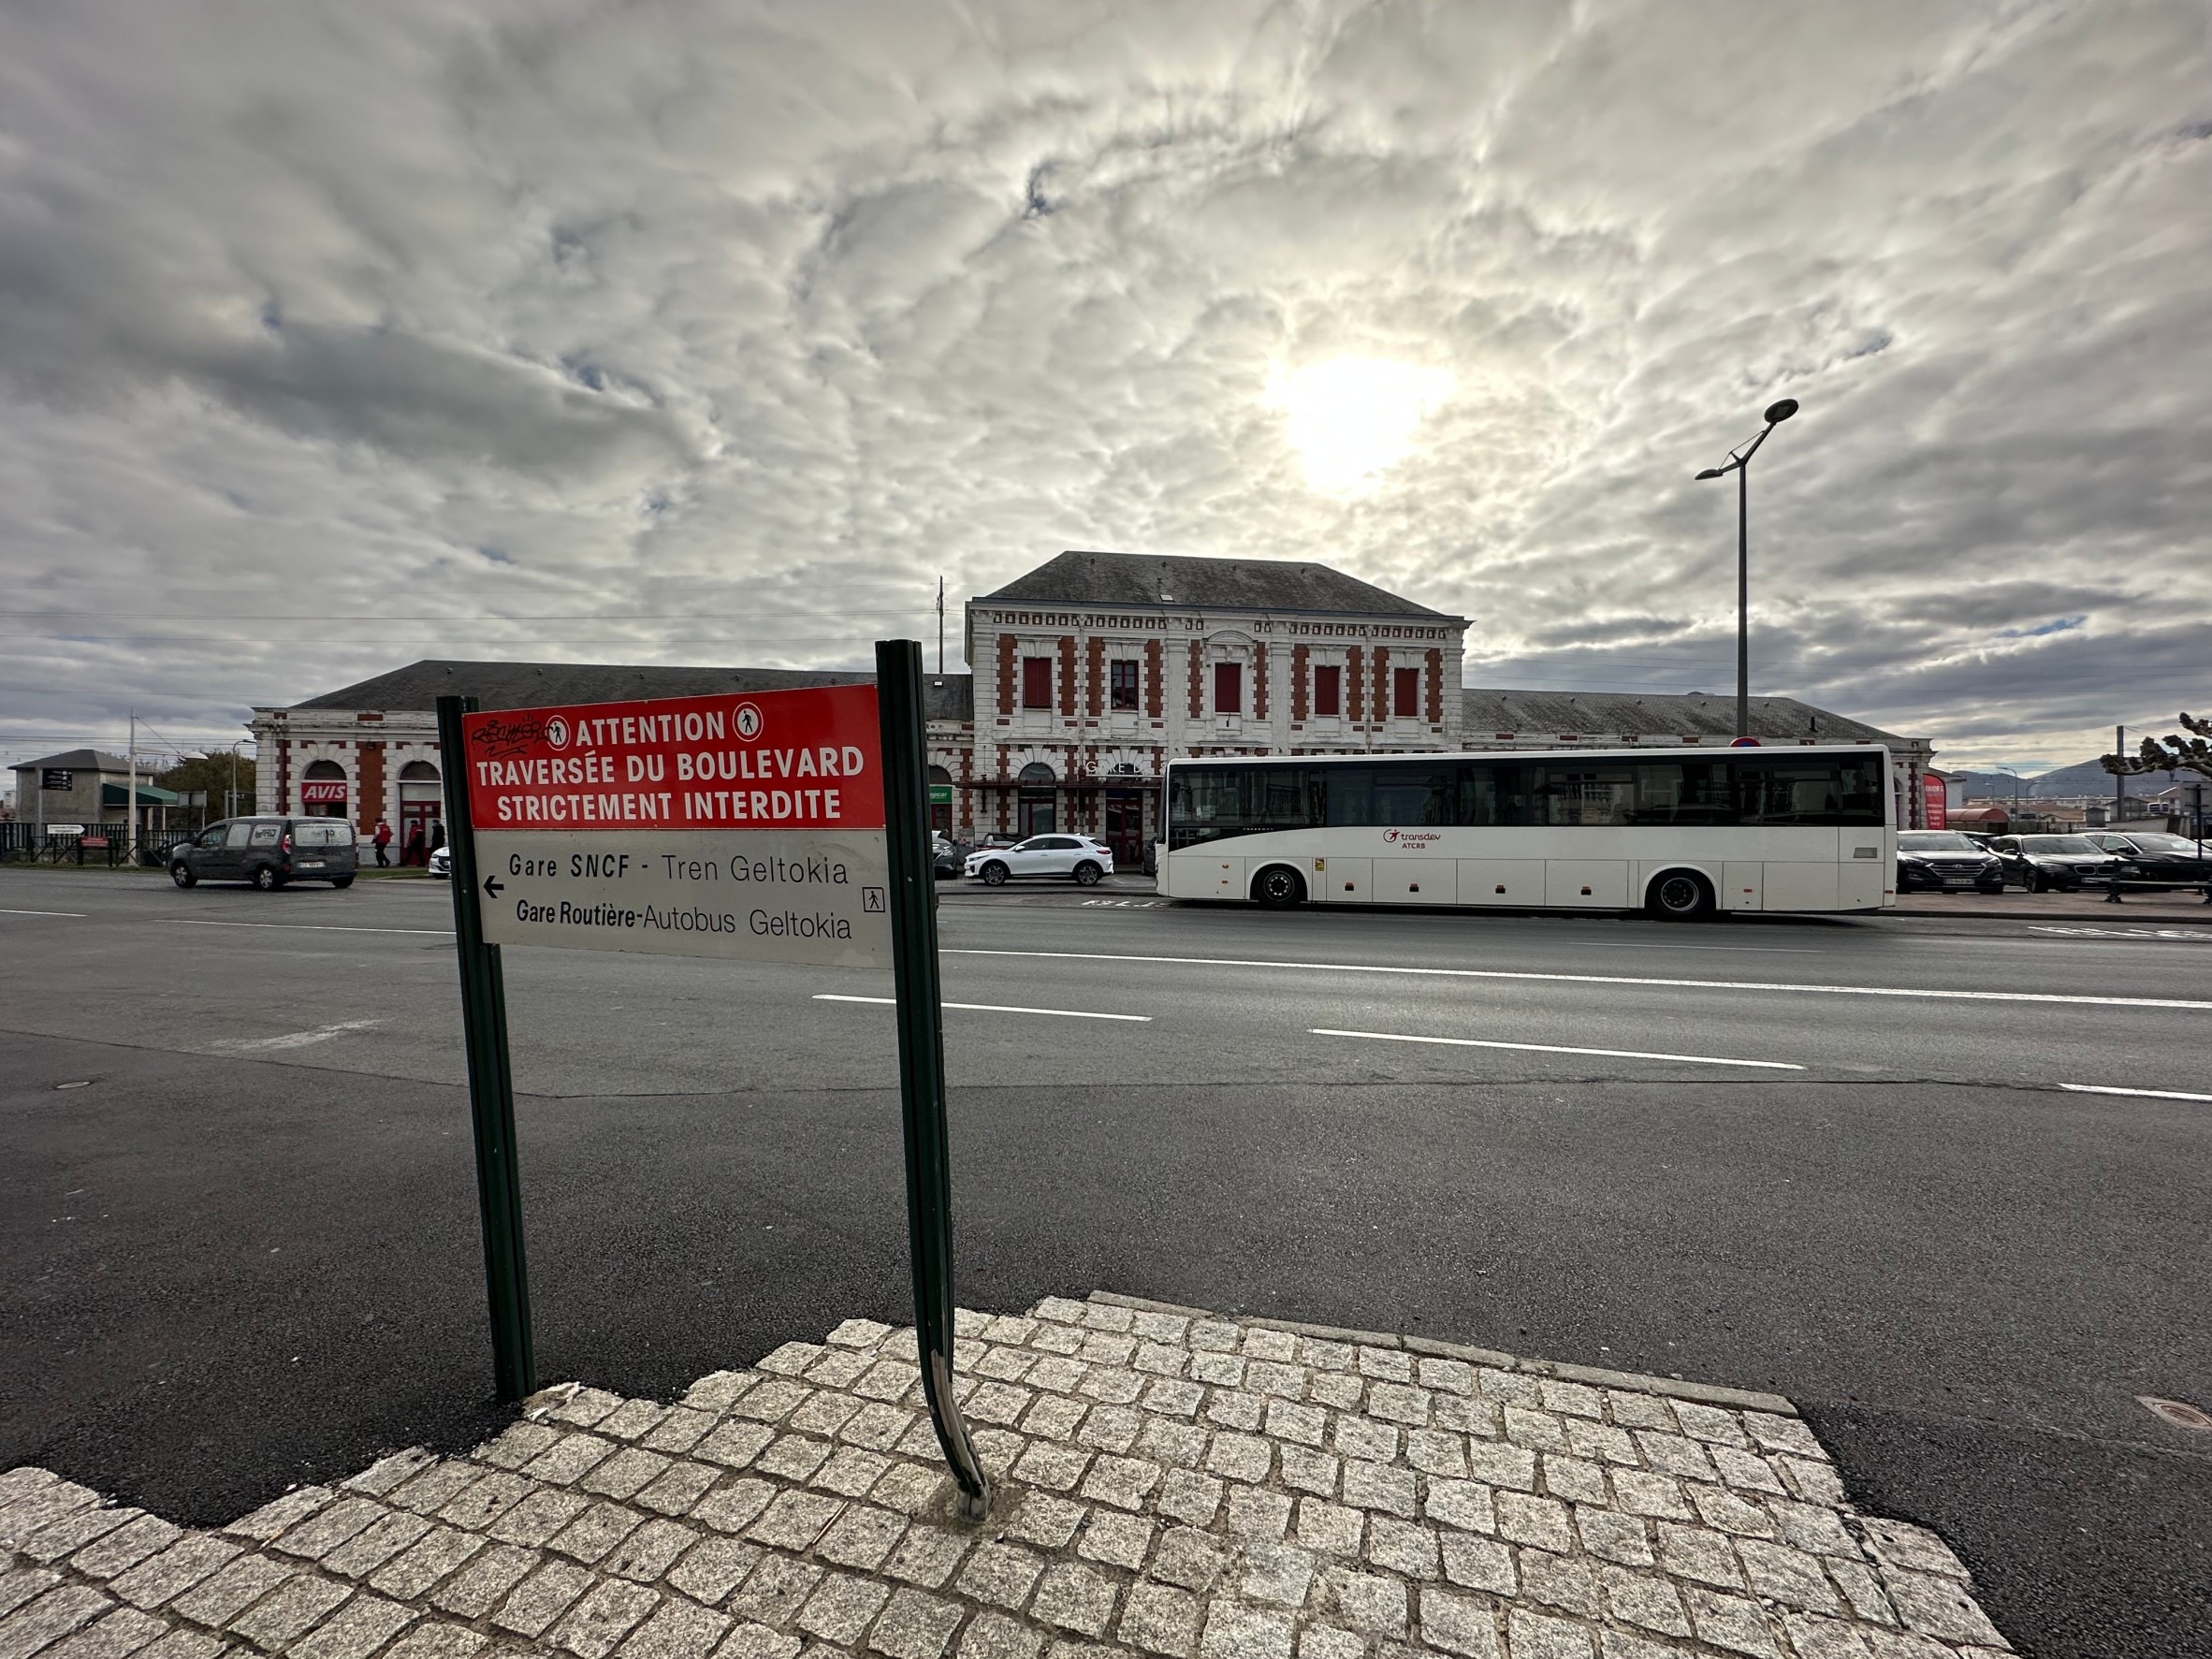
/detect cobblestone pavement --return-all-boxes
[1,1294,2013,1659]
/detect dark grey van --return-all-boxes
[169,817,358,890]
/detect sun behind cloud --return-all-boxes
[1270,357,1455,495]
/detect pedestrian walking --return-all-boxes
[429,819,445,854]
[372,818,393,867]
[405,822,426,866]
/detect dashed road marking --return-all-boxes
[814,994,1151,1022]
[0,907,88,918]
[162,919,456,937]
[1312,1028,1806,1070]
[2059,1083,2212,1103]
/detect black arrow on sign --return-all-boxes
[484,874,504,898]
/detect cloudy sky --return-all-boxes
[3,0,2207,777]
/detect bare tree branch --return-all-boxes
[2101,713,2212,779]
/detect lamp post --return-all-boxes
[1695,398,1800,740]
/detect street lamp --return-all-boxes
[1695,397,1799,740]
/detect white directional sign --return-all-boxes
[459,686,890,968]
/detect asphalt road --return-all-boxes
[5,867,2210,1658]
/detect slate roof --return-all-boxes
[9,749,131,773]
[978,550,1458,619]
[1461,688,1914,746]
[284,660,973,722]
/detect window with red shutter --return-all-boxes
[1214,662,1243,714]
[1393,666,1419,719]
[1022,657,1053,709]
[1314,664,1341,718]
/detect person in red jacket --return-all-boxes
[371,818,393,867]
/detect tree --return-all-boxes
[2101,713,2212,781]
[154,751,258,816]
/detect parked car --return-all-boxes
[2084,830,2212,890]
[1895,830,2005,893]
[964,834,1114,886]
[931,836,963,880]
[168,816,358,891]
[428,844,451,880]
[1986,833,2131,892]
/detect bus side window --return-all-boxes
[1326,768,1374,826]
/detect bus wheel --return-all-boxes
[1648,870,1714,922]
[1254,866,1305,910]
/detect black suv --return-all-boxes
[1986,834,2129,893]
[1896,830,2005,893]
[169,817,358,890]
[2085,831,2212,892]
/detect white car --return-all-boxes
[427,844,451,880]
[965,835,1114,887]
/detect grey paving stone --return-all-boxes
[1132,1422,1208,1473]
[880,1530,970,1592]
[1421,1481,1492,1535]
[1154,1474,1221,1531]
[645,1411,720,1457]
[322,1513,434,1580]
[1668,1404,1750,1450]
[1706,1448,1783,1497]
[619,1599,731,1659]
[1142,1380,1205,1420]
[638,1464,724,1519]
[958,1613,1041,1659]
[1362,1517,1436,1580]
[1492,1492,1570,1554]
[954,1546,1043,1613]
[1201,1396,1262,1434]
[1683,1587,1778,1657]
[715,1624,801,1659]
[488,1490,590,1548]
[1404,1432,1464,1480]
[556,1580,665,1659]
[1540,1457,1607,1508]
[226,1488,336,1544]
[1825,1560,1897,1627]
[1222,1490,1290,1545]
[814,1509,907,1575]
[1326,1572,1405,1639]
[1148,1530,1229,1595]
[1596,1566,1689,1638]
[0,1589,118,1659]
[1291,1502,1361,1559]
[1503,1607,1591,1659]
[1197,1602,1290,1659]
[550,1389,629,1428]
[1631,1435,1714,1483]
[1766,1500,1859,1562]
[1029,1565,1117,1638]
[494,1559,599,1638]
[815,1450,895,1502]
[440,1473,535,1534]
[1277,1449,1336,1500]
[1880,1571,2006,1648]
[1011,1447,1090,1496]
[866,1591,962,1659]
[1735,1540,1840,1614]
[173,1556,294,1628]
[1234,1545,1310,1609]
[22,1511,141,1569]
[1002,1497,1084,1554]
[1337,1465,1414,1521]
[605,1519,700,1583]
[1463,1444,1535,1494]
[368,1529,486,1600]
[428,1543,537,1619]
[584,1450,677,1503]
[1305,1375,1363,1413]
[1572,1508,1650,1568]
[729,1559,821,1628]
[1654,1523,1742,1591]
[264,1497,382,1563]
[381,1625,488,1659]
[1517,1550,1597,1619]
[794,1574,890,1646]
[551,1503,647,1565]
[1608,1474,1691,1522]
[71,1518,184,1580]
[1077,1459,1160,1513]
[350,1451,449,1494]
[1295,1628,1361,1659]
[48,1618,174,1659]
[228,1573,352,1648]
[1779,1617,1874,1658]
[1075,1408,1142,1457]
[1,1486,102,1550]
[693,1480,779,1538]
[1413,1587,1499,1659]
[0,1573,63,1623]
[391,1464,484,1520]
[696,1426,778,1471]
[110,1537,244,1609]
[286,1593,417,1659]
[1115,1584,1200,1658]
[665,1538,762,1607]
[1437,1534,1513,1598]
[1074,1512,1152,1574]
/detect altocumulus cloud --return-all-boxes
[0,0,2206,771]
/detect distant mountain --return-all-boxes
[1952,759,2199,798]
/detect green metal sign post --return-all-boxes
[874,640,992,1521]
[437,693,537,1404]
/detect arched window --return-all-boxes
[303,760,345,779]
[1019,762,1055,785]
[927,764,952,784]
[399,761,440,780]
[1018,762,1055,835]
[301,758,347,818]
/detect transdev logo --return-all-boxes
[734,702,763,740]
[545,716,571,749]
[1382,829,1443,849]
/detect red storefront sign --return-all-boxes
[1921,773,1948,830]
[300,780,348,804]
[459,685,883,832]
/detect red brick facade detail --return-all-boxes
[1425,648,1443,722]
[1371,648,1390,722]
[996,633,1016,719]
[357,742,385,833]
[1186,642,1204,720]
[1253,644,1269,720]
[275,737,291,813]
[1346,648,1364,721]
[1085,637,1106,716]
[1144,639,1164,718]
[1057,635,1078,716]
[1290,645,1309,721]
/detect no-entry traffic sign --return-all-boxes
[458,684,890,968]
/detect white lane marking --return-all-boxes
[1585,942,1817,953]
[2059,1084,2212,1103]
[945,947,2212,1011]
[162,919,455,937]
[0,908,88,918]
[813,994,1150,1022]
[2031,926,2212,942]
[1313,1028,1805,1070]
[209,1019,384,1053]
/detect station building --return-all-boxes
[250,548,1937,863]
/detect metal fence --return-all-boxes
[0,822,194,866]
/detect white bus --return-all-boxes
[1159,745,1894,920]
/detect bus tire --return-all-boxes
[1253,866,1305,910]
[1647,869,1715,922]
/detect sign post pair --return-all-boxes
[435,640,989,1520]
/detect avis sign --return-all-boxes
[460,684,890,968]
